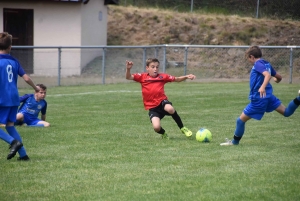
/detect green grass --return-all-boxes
[1,82,300,201]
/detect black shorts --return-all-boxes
[148,100,172,121]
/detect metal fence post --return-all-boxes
[102,47,106,84]
[58,47,61,86]
[163,45,167,73]
[256,0,260,18]
[184,46,188,75]
[289,47,294,84]
[143,48,147,72]
[154,47,158,58]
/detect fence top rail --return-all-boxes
[11,45,300,49]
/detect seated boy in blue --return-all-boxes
[16,84,50,127]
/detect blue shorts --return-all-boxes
[243,95,281,120]
[21,113,41,125]
[0,106,18,124]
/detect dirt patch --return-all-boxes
[107,5,300,46]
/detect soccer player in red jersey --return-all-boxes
[126,58,196,139]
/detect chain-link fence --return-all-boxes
[13,45,300,88]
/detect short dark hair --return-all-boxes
[245,45,262,59]
[0,32,12,51]
[36,84,47,91]
[146,58,160,66]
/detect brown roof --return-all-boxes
[1,0,118,4]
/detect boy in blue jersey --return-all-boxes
[220,46,300,145]
[0,32,39,160]
[16,84,50,127]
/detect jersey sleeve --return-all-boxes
[19,94,32,102]
[270,65,276,76]
[254,62,266,74]
[17,63,26,77]
[166,74,175,82]
[133,73,143,82]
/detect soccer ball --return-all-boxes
[196,128,212,142]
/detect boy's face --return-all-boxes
[146,62,159,77]
[35,87,47,100]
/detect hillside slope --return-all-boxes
[107,6,300,46]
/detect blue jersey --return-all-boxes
[18,94,47,118]
[0,54,26,106]
[249,59,276,100]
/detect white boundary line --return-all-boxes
[47,90,140,97]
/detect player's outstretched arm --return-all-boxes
[22,74,39,91]
[125,60,134,80]
[174,74,196,82]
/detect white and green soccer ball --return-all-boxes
[196,128,212,142]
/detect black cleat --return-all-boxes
[18,155,30,161]
[7,140,23,160]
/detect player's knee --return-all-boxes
[16,113,24,121]
[283,110,293,117]
[236,117,245,126]
[153,126,160,132]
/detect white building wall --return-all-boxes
[0,1,108,77]
[80,0,107,71]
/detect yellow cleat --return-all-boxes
[181,127,192,137]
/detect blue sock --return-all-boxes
[0,129,14,144]
[6,126,27,157]
[28,124,44,127]
[284,99,299,117]
[232,118,245,145]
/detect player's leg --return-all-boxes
[0,107,23,159]
[220,112,252,146]
[148,110,168,139]
[152,117,169,139]
[23,116,45,127]
[275,92,300,117]
[34,120,50,127]
[5,107,29,160]
[0,108,16,144]
[232,113,251,144]
[15,113,24,126]
[221,99,268,146]
[151,117,162,133]
[163,101,192,137]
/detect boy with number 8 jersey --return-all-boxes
[0,32,39,160]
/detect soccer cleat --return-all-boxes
[7,140,23,160]
[161,133,169,140]
[220,138,235,146]
[181,127,192,137]
[18,155,30,161]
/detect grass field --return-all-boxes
[1,82,299,201]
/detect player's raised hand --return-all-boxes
[126,60,133,69]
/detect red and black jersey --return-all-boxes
[133,73,175,110]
